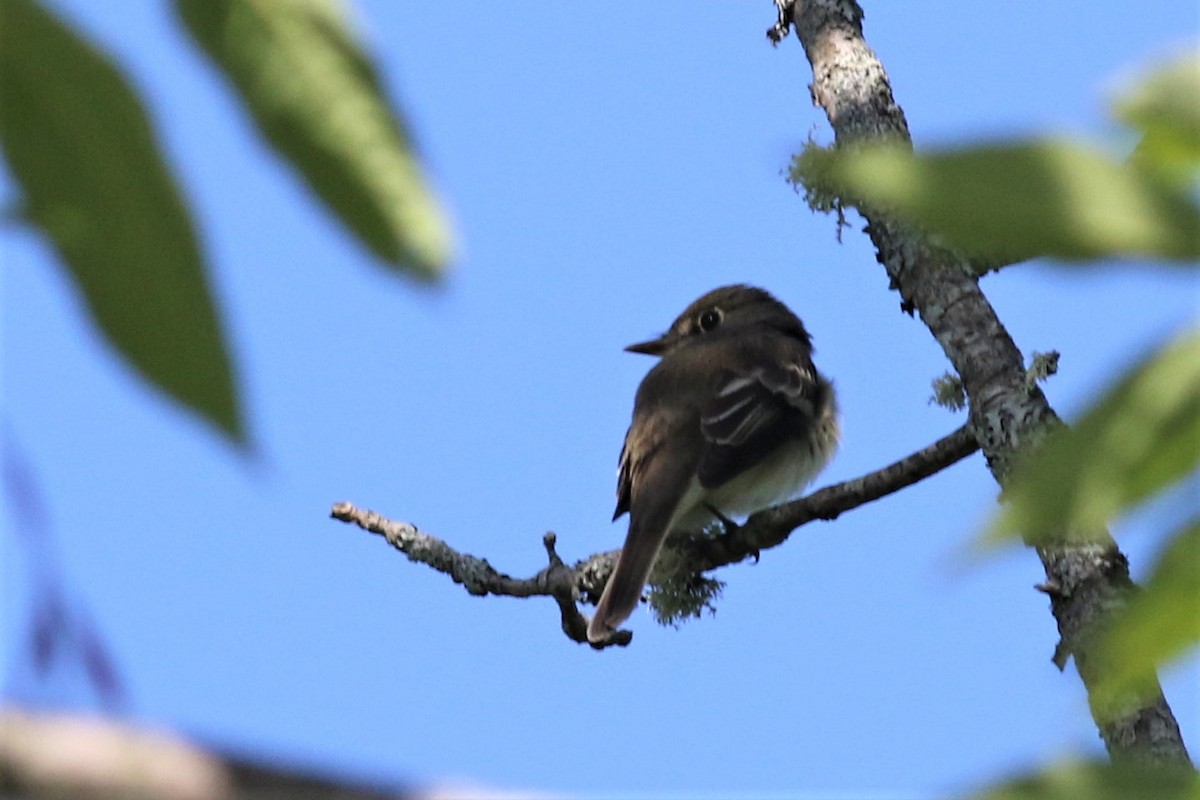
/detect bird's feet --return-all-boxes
[704,503,739,532]
[704,503,760,562]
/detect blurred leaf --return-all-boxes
[986,330,1200,545]
[1098,516,1200,699]
[1114,52,1200,187]
[176,0,452,278]
[0,0,244,442]
[815,139,1200,262]
[965,760,1198,800]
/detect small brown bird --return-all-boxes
[588,285,839,644]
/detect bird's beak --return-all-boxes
[624,333,671,356]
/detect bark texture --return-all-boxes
[783,0,1189,768]
[331,422,979,648]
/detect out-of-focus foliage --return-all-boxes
[0,0,244,442]
[1096,517,1200,710]
[177,0,453,279]
[1115,53,1200,189]
[0,0,452,444]
[793,51,1200,790]
[792,54,1200,264]
[986,331,1200,545]
[962,760,1199,800]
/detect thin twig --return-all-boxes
[330,424,978,647]
[675,423,979,570]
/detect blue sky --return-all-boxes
[3,1,1197,797]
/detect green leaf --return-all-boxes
[175,0,453,279]
[986,330,1200,545]
[1114,52,1200,187]
[818,139,1200,263]
[963,760,1198,800]
[0,0,244,442]
[1097,516,1200,701]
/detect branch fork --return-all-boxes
[331,424,979,648]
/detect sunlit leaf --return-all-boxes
[0,0,244,442]
[1097,516,1200,700]
[176,0,453,279]
[964,760,1198,800]
[986,330,1200,545]
[813,140,1200,263]
[1114,52,1200,187]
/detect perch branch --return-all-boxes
[675,422,978,570]
[330,423,978,648]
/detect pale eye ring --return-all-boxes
[698,308,722,332]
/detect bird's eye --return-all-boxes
[698,308,722,332]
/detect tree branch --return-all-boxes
[673,422,978,571]
[781,0,1190,767]
[330,424,978,648]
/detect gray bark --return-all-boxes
[782,0,1190,768]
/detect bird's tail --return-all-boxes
[587,519,671,645]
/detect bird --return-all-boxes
[587,284,839,645]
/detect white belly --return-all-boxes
[674,413,839,532]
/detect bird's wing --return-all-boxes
[697,360,824,489]
[613,433,636,521]
[612,363,701,521]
